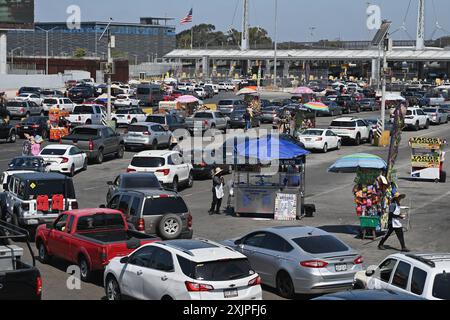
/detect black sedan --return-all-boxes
[15,116,49,139]
[229,109,261,129]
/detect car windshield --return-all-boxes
[433,272,450,299]
[130,157,165,168]
[301,130,323,136]
[231,111,245,117]
[43,99,58,105]
[218,100,233,106]
[423,108,437,113]
[72,106,94,114]
[8,157,43,170]
[143,197,188,215]
[194,113,213,119]
[178,257,255,281]
[24,179,76,199]
[77,213,124,232]
[406,110,413,115]
[146,116,165,124]
[292,235,349,254]
[137,88,150,95]
[7,101,25,108]
[330,121,356,127]
[116,109,133,114]
[128,125,149,133]
[40,148,66,156]
[23,117,45,124]
[122,175,160,189]
[71,128,99,136]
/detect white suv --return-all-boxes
[127,150,193,191]
[353,253,450,300]
[404,107,430,131]
[329,117,372,145]
[104,239,263,300]
[42,97,75,113]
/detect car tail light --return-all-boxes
[88,139,94,151]
[143,131,151,136]
[354,256,363,265]
[127,168,136,173]
[185,281,214,292]
[248,276,262,287]
[315,137,323,141]
[31,124,40,129]
[203,120,209,126]
[128,115,131,120]
[21,202,30,211]
[20,107,25,113]
[100,248,107,263]
[36,277,43,296]
[156,169,170,176]
[300,260,329,268]
[137,218,145,232]
[78,116,81,121]
[187,213,193,228]
[60,157,69,163]
[71,201,78,209]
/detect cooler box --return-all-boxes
[0,245,24,271]
[360,216,380,228]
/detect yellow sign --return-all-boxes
[411,155,441,168]
[410,137,445,150]
[30,182,36,189]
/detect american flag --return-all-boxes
[180,8,193,24]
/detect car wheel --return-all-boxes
[276,271,295,299]
[131,118,137,124]
[82,158,88,171]
[85,119,92,125]
[116,145,124,159]
[105,276,121,301]
[187,171,194,188]
[96,149,104,164]
[425,120,430,129]
[322,143,328,153]
[172,176,179,192]
[353,280,365,290]
[152,140,158,150]
[69,165,75,177]
[37,241,51,264]
[440,171,446,183]
[7,131,16,143]
[337,140,341,150]
[415,121,420,131]
[158,214,183,240]
[354,133,361,146]
[25,112,30,118]
[40,111,45,116]
[79,256,91,282]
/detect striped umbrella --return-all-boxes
[303,102,329,113]
[328,153,387,173]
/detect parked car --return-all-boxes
[186,111,229,134]
[5,172,78,228]
[0,117,16,143]
[336,95,361,113]
[113,94,140,108]
[223,226,363,298]
[145,114,188,132]
[296,129,341,153]
[124,122,173,150]
[359,98,378,111]
[103,239,262,300]
[61,125,124,164]
[106,173,161,203]
[136,84,164,107]
[202,85,215,99]
[41,89,64,98]
[35,209,159,281]
[0,220,42,300]
[422,107,448,125]
[322,101,343,117]
[127,151,194,191]
[106,190,193,240]
[260,106,278,123]
[68,86,96,103]
[313,289,425,300]
[229,109,261,129]
[329,117,372,145]
[0,156,48,192]
[6,100,44,119]
[42,97,75,114]
[66,105,103,127]
[39,144,87,177]
[15,116,49,139]
[404,107,430,131]
[217,99,247,115]
[18,87,41,96]
[15,93,43,106]
[111,108,147,127]
[353,253,450,300]
[189,148,232,179]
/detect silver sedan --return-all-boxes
[223,226,363,298]
[124,122,173,150]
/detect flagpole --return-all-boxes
[190,7,194,49]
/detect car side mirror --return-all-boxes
[365,266,377,277]
[107,181,113,186]
[120,256,129,264]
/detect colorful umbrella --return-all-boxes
[291,87,313,94]
[176,95,199,104]
[303,102,329,113]
[236,87,259,96]
[328,153,387,173]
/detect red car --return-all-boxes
[35,208,159,281]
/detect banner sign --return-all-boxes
[410,137,445,150]
[411,155,441,168]
[274,193,297,221]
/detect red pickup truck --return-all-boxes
[35,208,159,281]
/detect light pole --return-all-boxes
[35,26,57,75]
[10,47,21,68]
[273,0,278,87]
[133,54,138,65]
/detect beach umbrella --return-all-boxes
[291,87,314,94]
[236,87,258,96]
[303,101,329,113]
[176,95,199,104]
[328,153,387,173]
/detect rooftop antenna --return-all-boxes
[99,18,114,124]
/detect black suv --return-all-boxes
[68,86,96,103]
[336,95,361,114]
[0,118,16,143]
[106,190,193,240]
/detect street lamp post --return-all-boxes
[35,26,57,75]
[10,47,21,68]
[273,0,278,87]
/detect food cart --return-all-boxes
[409,137,447,183]
[48,108,70,142]
[231,135,311,220]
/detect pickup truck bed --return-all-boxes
[75,229,152,245]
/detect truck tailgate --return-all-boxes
[0,262,41,300]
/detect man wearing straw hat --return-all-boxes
[208,167,225,215]
[378,192,410,252]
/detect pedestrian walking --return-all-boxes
[378,193,410,252]
[209,167,225,215]
[31,135,44,156]
[243,109,251,131]
[22,133,32,156]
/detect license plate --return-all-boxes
[335,263,347,272]
[224,289,238,298]
[23,126,29,129]
[305,138,311,141]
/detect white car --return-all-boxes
[113,94,140,108]
[194,88,207,99]
[127,150,193,191]
[297,129,342,153]
[404,107,430,131]
[42,97,75,113]
[205,83,219,94]
[111,108,147,127]
[329,117,372,145]
[353,253,450,300]
[16,93,43,106]
[103,239,263,301]
[39,144,88,177]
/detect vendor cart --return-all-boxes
[409,137,447,183]
[48,108,70,142]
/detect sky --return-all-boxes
[35,0,450,42]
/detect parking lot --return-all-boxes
[1,92,449,300]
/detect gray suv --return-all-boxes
[106,190,193,240]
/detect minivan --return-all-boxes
[136,84,164,109]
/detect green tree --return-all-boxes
[73,47,87,58]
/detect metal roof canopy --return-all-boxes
[164,49,450,62]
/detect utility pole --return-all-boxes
[10,47,21,68]
[99,18,114,124]
[416,0,425,50]
[36,26,57,75]
[273,0,278,87]
[241,0,249,51]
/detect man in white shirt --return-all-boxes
[378,193,410,252]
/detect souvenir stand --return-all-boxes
[231,135,311,220]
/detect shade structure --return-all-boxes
[236,135,310,162]
[291,87,314,94]
[328,153,387,173]
[303,102,330,113]
[176,95,199,104]
[385,93,406,101]
[236,87,259,96]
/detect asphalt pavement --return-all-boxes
[1,92,449,300]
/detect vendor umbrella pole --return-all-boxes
[386,104,404,181]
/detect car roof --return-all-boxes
[12,172,69,180]
[132,122,162,127]
[332,117,359,121]
[119,188,177,197]
[392,253,450,269]
[42,144,73,150]
[314,289,425,300]
[65,208,123,217]
[73,124,105,129]
[134,150,177,158]
[154,239,245,263]
[260,226,329,238]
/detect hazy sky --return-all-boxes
[35,0,450,42]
